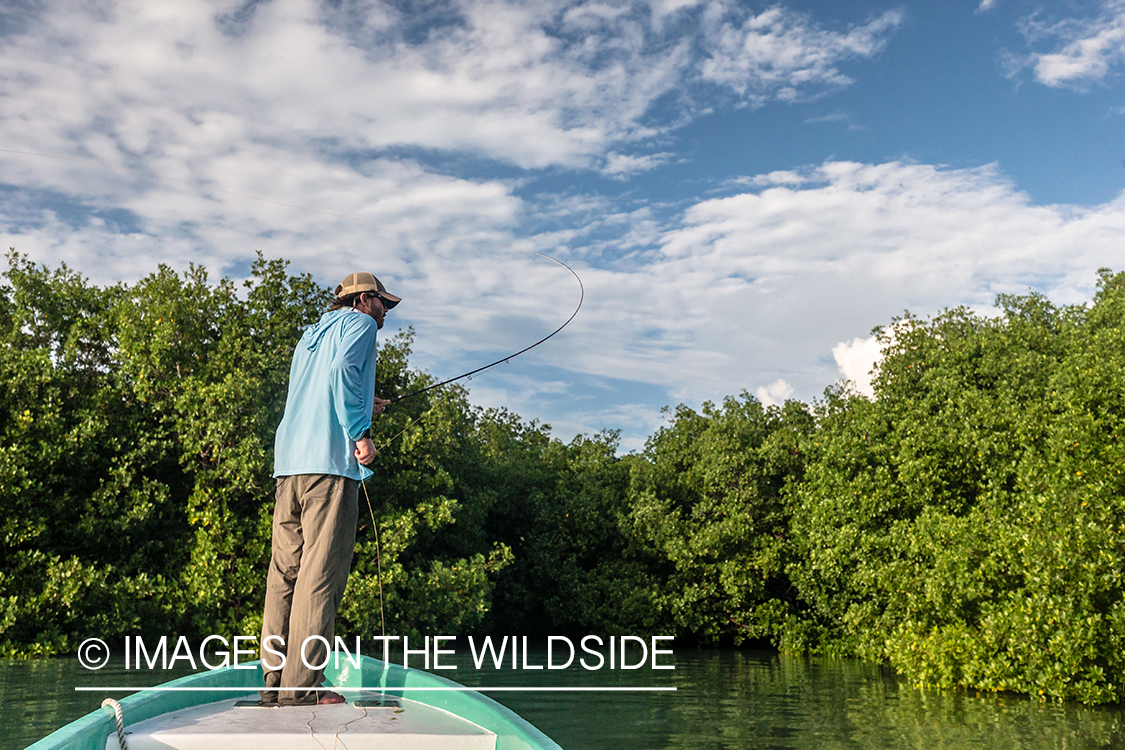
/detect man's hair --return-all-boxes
[329,291,367,311]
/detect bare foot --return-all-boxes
[317,690,346,705]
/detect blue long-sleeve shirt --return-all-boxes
[273,308,378,480]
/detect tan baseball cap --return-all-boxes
[335,272,401,308]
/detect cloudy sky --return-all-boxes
[2,0,1124,451]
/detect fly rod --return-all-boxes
[388,254,583,404]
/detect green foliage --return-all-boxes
[482,428,662,636]
[0,251,329,653]
[7,250,1125,706]
[626,396,813,644]
[0,251,516,654]
[789,270,1125,703]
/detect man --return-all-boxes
[259,271,400,705]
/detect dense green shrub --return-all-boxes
[624,397,813,644]
[6,250,1125,705]
[789,270,1125,702]
[0,252,515,653]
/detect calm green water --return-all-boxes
[6,649,1125,749]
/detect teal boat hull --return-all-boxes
[26,654,562,750]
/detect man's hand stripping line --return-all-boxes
[354,396,388,465]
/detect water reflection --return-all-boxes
[2,657,197,750]
[459,649,1125,750]
[6,649,1125,750]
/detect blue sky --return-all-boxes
[2,0,1124,451]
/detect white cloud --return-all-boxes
[602,151,676,177]
[538,160,1125,413]
[555,402,670,454]
[832,335,882,398]
[756,378,794,407]
[255,158,1114,435]
[0,149,523,285]
[700,5,904,106]
[1016,1,1125,88]
[7,0,1115,449]
[804,111,849,124]
[0,0,902,193]
[0,0,907,307]
[728,169,811,188]
[9,154,1125,448]
[479,392,668,453]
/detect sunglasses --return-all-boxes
[371,292,397,310]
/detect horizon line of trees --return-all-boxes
[3,249,1125,705]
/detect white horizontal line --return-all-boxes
[75,686,676,692]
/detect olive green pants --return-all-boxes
[260,474,358,704]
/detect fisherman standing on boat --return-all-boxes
[259,272,399,706]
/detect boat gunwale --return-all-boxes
[24,653,562,750]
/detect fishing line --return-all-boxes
[333,705,368,749]
[378,381,454,448]
[0,148,584,404]
[360,482,386,641]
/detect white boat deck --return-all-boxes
[108,693,497,750]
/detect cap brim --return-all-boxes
[379,292,401,309]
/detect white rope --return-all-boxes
[101,698,129,750]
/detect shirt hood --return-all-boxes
[304,309,354,351]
